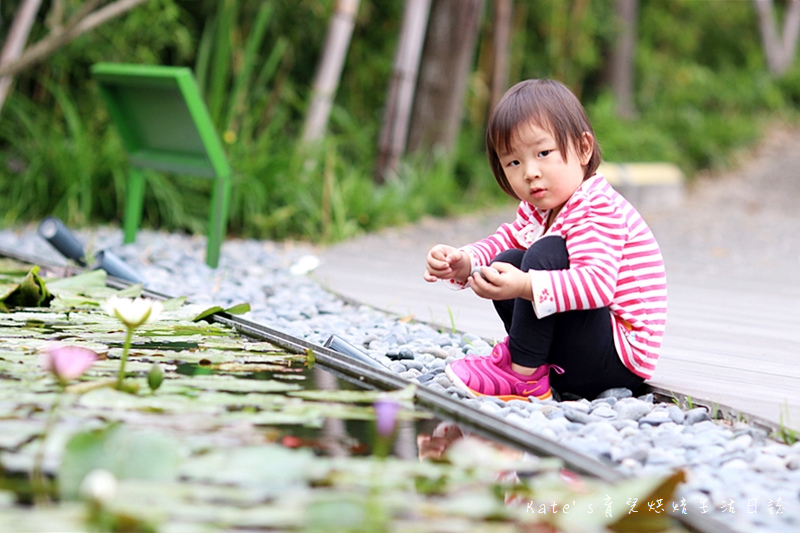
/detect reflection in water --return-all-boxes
[393,420,418,460]
[417,421,467,461]
[417,421,524,462]
[313,367,350,458]
[417,421,539,508]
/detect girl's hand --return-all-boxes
[424,245,470,284]
[469,262,532,301]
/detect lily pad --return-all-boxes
[77,387,224,415]
[0,503,87,533]
[46,270,107,295]
[288,389,389,403]
[161,374,303,394]
[59,424,182,500]
[0,419,43,450]
[191,302,251,323]
[180,444,316,489]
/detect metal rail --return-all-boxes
[0,245,734,532]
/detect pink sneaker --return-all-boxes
[445,338,562,401]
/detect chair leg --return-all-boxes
[124,167,146,244]
[206,174,231,268]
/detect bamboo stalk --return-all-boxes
[489,0,512,112]
[376,0,431,182]
[406,0,484,156]
[301,0,361,143]
[0,0,44,111]
[610,0,638,119]
[754,0,800,75]
[0,0,148,80]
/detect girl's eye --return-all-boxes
[538,150,553,158]
[506,160,519,168]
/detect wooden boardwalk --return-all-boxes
[314,206,800,432]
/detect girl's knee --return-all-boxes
[523,236,569,271]
[492,248,525,268]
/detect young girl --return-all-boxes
[424,79,667,401]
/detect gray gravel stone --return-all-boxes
[727,434,754,452]
[563,407,598,424]
[589,405,618,420]
[416,372,436,384]
[639,408,673,426]
[753,453,788,472]
[667,404,686,424]
[614,398,653,421]
[399,369,421,380]
[591,396,618,408]
[596,387,633,400]
[401,360,424,371]
[561,400,591,412]
[684,407,712,425]
[426,382,447,395]
[434,375,452,389]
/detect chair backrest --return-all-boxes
[92,63,230,180]
[92,63,232,268]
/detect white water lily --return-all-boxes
[103,296,163,391]
[103,296,163,329]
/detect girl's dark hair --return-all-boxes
[486,79,602,199]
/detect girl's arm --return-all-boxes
[530,193,626,318]
[461,202,543,266]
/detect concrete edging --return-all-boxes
[600,162,685,212]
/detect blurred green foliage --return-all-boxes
[0,0,798,242]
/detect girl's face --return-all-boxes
[497,122,593,216]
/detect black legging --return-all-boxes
[491,235,644,399]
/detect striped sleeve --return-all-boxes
[530,190,626,316]
[461,202,546,267]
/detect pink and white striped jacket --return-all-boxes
[460,174,667,379]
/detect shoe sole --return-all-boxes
[445,364,552,402]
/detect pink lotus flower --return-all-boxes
[40,345,97,383]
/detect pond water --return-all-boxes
[174,358,445,459]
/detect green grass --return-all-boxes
[774,402,799,445]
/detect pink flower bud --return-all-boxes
[374,397,401,437]
[40,345,97,383]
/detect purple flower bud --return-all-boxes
[40,345,97,383]
[374,397,401,437]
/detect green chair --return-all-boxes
[91,63,232,268]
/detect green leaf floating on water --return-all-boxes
[160,296,186,311]
[46,269,107,293]
[180,444,315,489]
[46,270,121,308]
[59,423,182,500]
[0,266,53,311]
[192,302,251,322]
[289,389,391,403]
